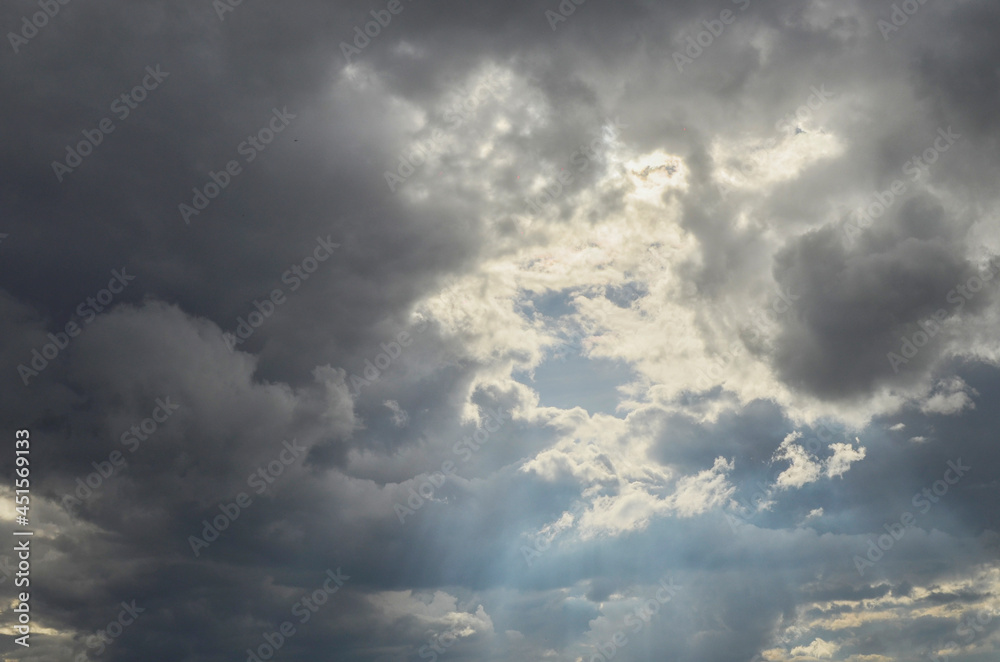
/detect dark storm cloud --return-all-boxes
[1,0,485,389]
[769,195,996,398]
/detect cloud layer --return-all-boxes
[1,1,999,661]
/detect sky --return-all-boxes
[1,0,999,661]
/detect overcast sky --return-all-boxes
[2,0,1000,661]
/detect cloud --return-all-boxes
[920,377,978,416]
[772,431,865,489]
[3,0,1000,660]
[790,638,838,659]
[666,456,736,517]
